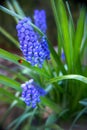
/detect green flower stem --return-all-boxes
[11,0,25,17]
[6,0,18,22]
[0,26,19,48]
[0,5,23,19]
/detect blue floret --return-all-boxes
[21,79,46,108]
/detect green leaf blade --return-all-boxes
[0,74,21,91]
[57,0,73,72]
[74,8,86,62]
[49,74,87,85]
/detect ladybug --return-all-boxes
[18,59,23,64]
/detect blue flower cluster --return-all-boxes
[16,10,50,68]
[21,79,46,108]
[34,10,47,34]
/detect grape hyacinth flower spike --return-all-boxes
[16,15,50,68]
[21,79,46,108]
[34,9,47,34]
